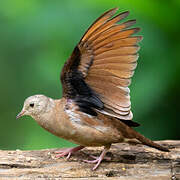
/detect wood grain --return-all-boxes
[0,140,179,179]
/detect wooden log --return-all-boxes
[0,140,179,179]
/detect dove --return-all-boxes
[16,8,169,170]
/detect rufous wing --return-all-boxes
[61,8,142,123]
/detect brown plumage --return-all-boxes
[17,8,169,170]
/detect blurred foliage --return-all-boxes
[0,0,179,150]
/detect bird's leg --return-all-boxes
[84,145,111,170]
[55,146,84,159]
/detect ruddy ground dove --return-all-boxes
[17,8,169,170]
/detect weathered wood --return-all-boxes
[0,140,179,179]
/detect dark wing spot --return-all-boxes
[120,119,140,127]
[62,46,103,116]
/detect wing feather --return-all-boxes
[83,11,129,43]
[93,55,139,65]
[94,37,142,53]
[60,8,142,125]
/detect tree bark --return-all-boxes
[0,140,179,179]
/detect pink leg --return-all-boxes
[84,145,111,170]
[55,146,84,160]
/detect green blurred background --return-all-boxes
[0,0,179,150]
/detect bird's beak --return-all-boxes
[16,110,25,119]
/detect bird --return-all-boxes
[16,8,169,170]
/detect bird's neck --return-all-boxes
[34,97,69,138]
[33,97,56,131]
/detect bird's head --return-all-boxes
[16,95,51,119]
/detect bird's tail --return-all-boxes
[133,130,169,152]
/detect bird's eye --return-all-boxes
[30,103,34,108]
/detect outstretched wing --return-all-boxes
[60,8,142,124]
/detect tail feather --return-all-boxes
[134,131,169,152]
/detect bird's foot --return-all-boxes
[84,154,105,170]
[89,155,111,161]
[55,146,84,160]
[83,146,110,170]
